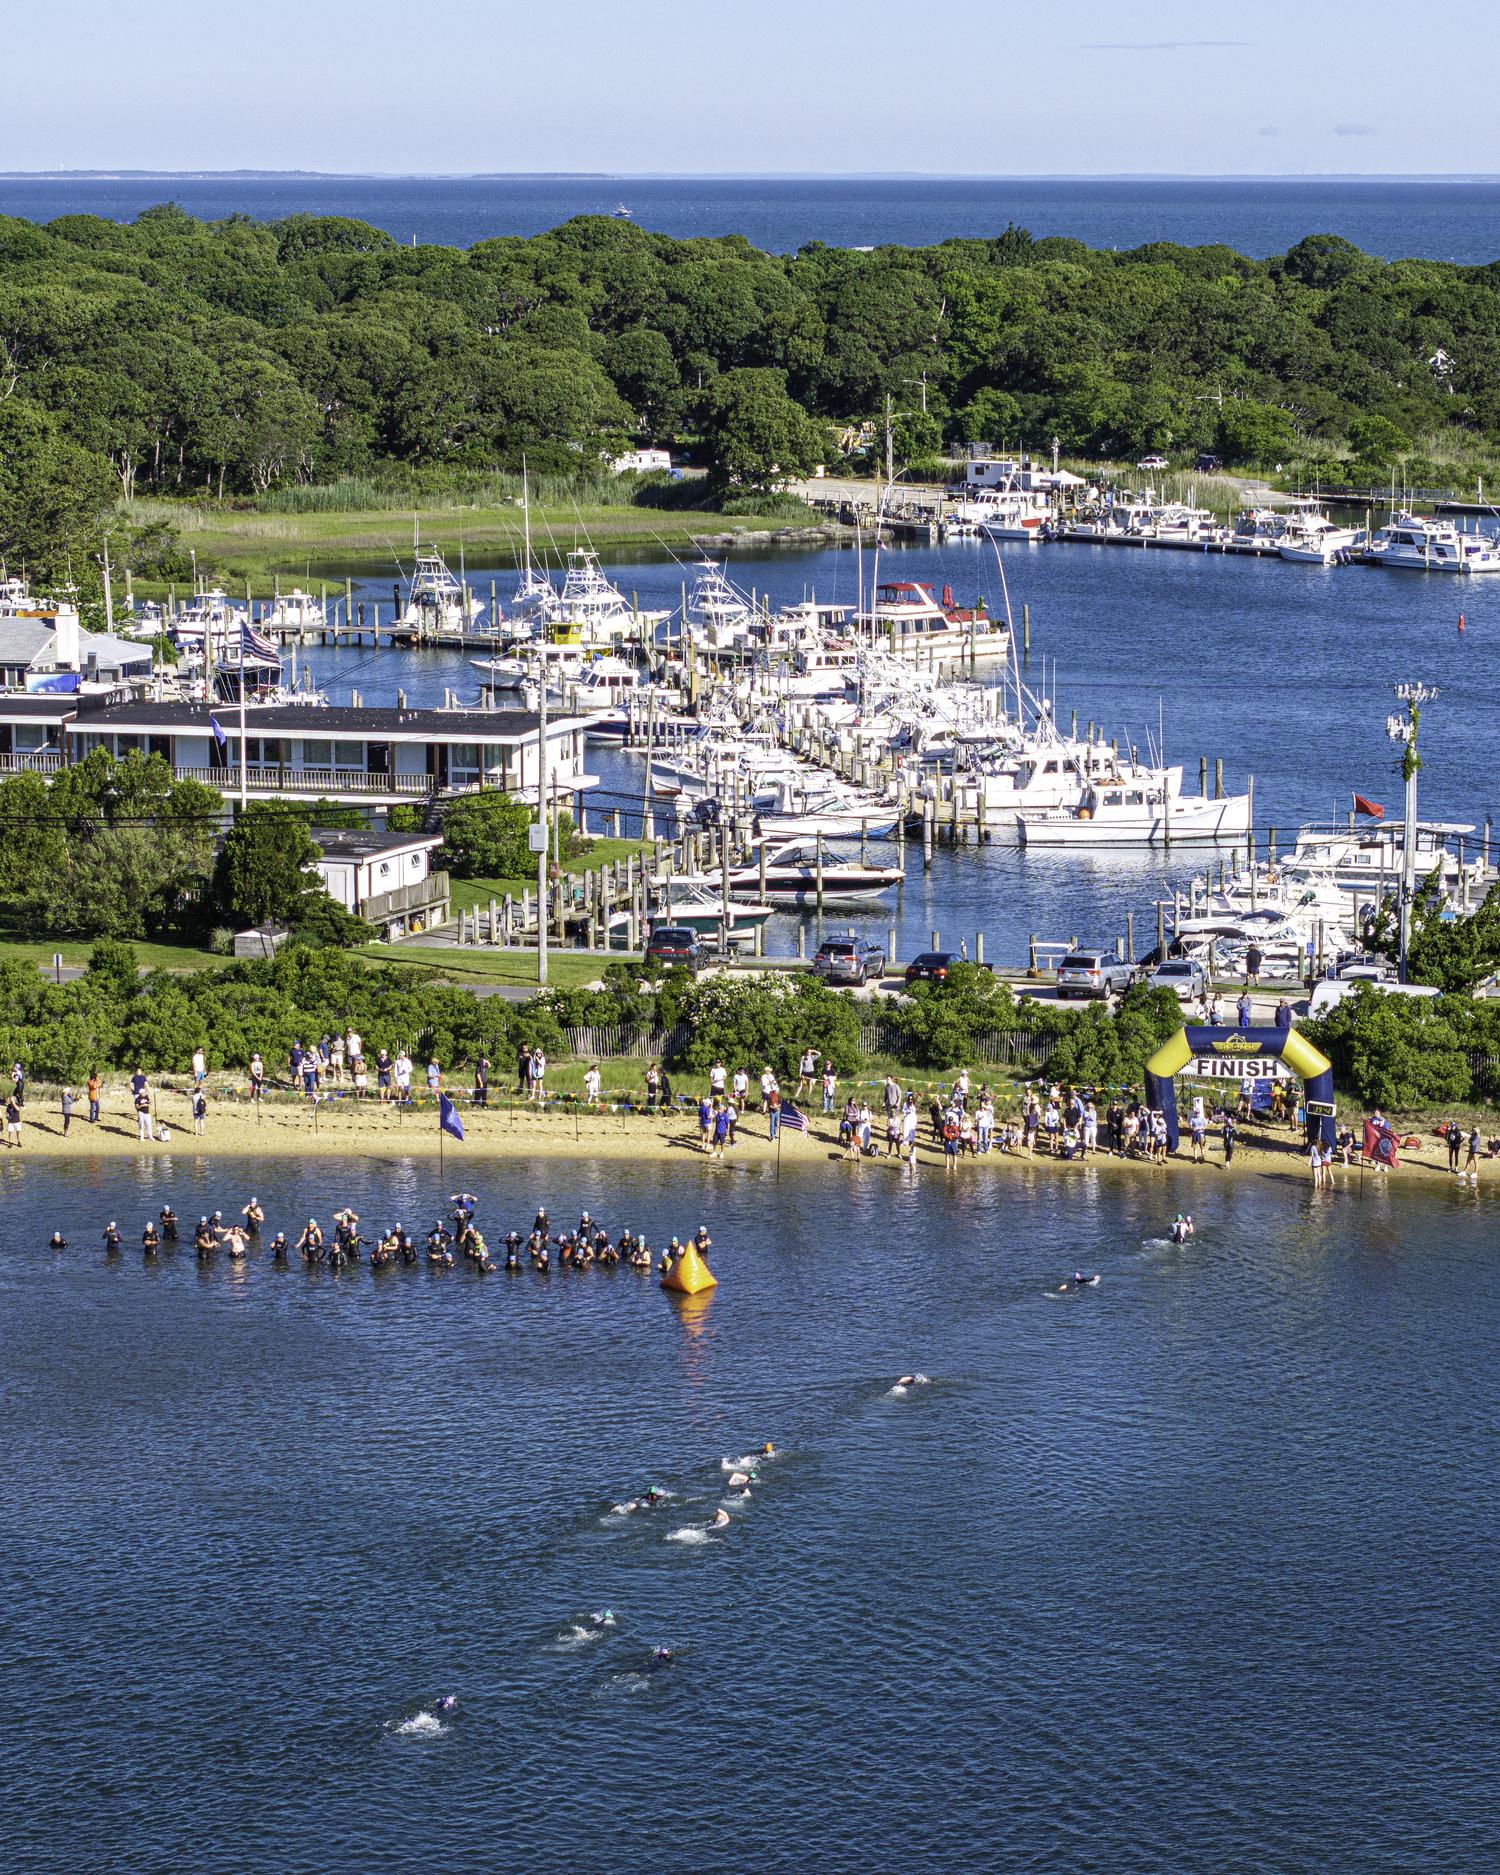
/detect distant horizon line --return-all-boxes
[5,169,1500,184]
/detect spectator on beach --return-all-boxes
[426,1058,442,1096]
[345,1027,362,1068]
[249,1053,264,1100]
[375,1048,393,1102]
[1236,992,1253,1031]
[645,1063,660,1110]
[5,1091,21,1147]
[516,1042,532,1099]
[353,1054,368,1099]
[584,1063,602,1103]
[11,1061,24,1105]
[192,1088,207,1138]
[60,1086,74,1137]
[1447,1122,1463,1172]
[474,1056,490,1108]
[699,1094,713,1150]
[530,1046,546,1101]
[289,1040,304,1084]
[134,1083,153,1142]
[709,1059,727,1099]
[330,1033,345,1083]
[767,1084,781,1142]
[394,1050,413,1103]
[1274,998,1292,1032]
[1245,944,1263,986]
[87,1069,101,1124]
[192,1046,207,1088]
[797,1047,818,1098]
[302,1047,319,1096]
[821,1063,837,1114]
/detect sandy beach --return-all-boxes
[5,1085,1477,1186]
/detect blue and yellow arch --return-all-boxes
[1144,1026,1336,1151]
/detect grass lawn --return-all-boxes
[3,936,230,976]
[123,500,823,590]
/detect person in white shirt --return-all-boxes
[346,1028,363,1070]
[394,1051,413,1101]
[709,1059,727,1097]
[798,1047,818,1096]
[584,1064,602,1102]
[733,1065,750,1107]
[191,1047,207,1087]
[759,1065,777,1109]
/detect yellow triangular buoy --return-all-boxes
[661,1242,717,1294]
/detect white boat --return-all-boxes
[1367,512,1500,572]
[1018,775,1252,847]
[751,777,899,840]
[655,881,773,941]
[1277,511,1364,564]
[262,588,326,631]
[551,549,672,645]
[857,580,1010,664]
[393,548,487,637]
[726,839,904,907]
[1228,506,1288,552]
[553,655,656,713]
[685,562,753,647]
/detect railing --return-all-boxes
[0,751,63,773]
[174,766,433,794]
[363,873,450,924]
[555,1021,687,1060]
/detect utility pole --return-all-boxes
[884,391,894,484]
[537,673,549,986]
[901,374,929,414]
[1385,682,1439,982]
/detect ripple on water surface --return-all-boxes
[2,1153,1498,1871]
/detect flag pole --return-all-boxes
[439,1098,444,1178]
[776,1107,782,1183]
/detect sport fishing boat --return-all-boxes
[261,588,326,631]
[1366,512,1500,573]
[553,550,672,645]
[390,548,488,640]
[1277,510,1365,564]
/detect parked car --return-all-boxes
[644,925,707,974]
[1195,453,1224,474]
[903,951,993,986]
[1055,950,1135,1000]
[812,934,886,986]
[1149,958,1208,1001]
[1137,453,1169,470]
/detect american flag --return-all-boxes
[779,1099,809,1134]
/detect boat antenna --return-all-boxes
[522,459,532,583]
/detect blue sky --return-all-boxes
[6,0,1494,176]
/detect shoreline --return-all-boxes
[4,1095,1481,1185]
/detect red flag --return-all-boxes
[1353,794,1384,819]
[1363,1120,1399,1168]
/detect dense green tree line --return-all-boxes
[1,204,1498,583]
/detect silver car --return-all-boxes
[1056,951,1135,1000]
[1149,958,1209,1001]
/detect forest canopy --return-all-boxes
[1,206,1496,522]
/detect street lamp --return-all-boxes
[1385,681,1440,981]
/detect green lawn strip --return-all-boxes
[131,503,808,589]
[3,936,229,975]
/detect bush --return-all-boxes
[209,926,236,955]
[1302,987,1476,1110]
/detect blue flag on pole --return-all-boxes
[439,1093,464,1141]
[209,714,228,751]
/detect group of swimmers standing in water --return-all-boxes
[53,1193,716,1282]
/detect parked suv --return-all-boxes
[1149,957,1208,1001]
[903,951,994,986]
[644,925,707,974]
[1056,950,1135,1000]
[812,935,886,986]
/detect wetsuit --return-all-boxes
[160,1210,178,1242]
[103,1227,122,1255]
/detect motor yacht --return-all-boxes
[1367,512,1500,572]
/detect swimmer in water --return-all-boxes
[102,1221,123,1255]
[49,1230,66,1251]
[270,1231,289,1263]
[434,1694,457,1713]
[710,1508,730,1528]
[297,1218,323,1263]
[159,1206,178,1242]
[642,1647,673,1675]
[141,1221,160,1256]
[504,1231,523,1271]
[242,1198,264,1235]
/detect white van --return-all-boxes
[1308,978,1443,1018]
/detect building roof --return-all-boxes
[69,701,577,740]
[311,829,443,860]
[0,695,80,721]
[0,621,57,664]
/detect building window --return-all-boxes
[303,739,332,768]
[334,742,364,770]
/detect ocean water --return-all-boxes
[4,1152,1497,1871]
[3,174,1500,262]
[298,536,1500,969]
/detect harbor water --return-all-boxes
[298,538,1500,968]
[4,1153,1498,1871]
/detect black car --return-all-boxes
[644,925,707,974]
[812,935,886,986]
[1195,452,1224,474]
[903,950,993,986]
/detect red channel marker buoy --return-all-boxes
[1459,612,1466,633]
